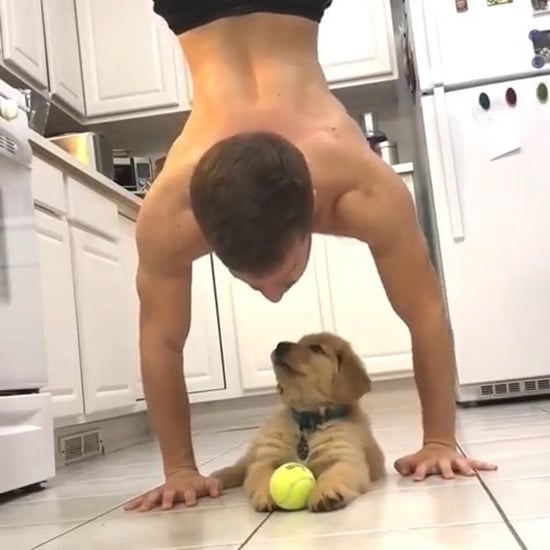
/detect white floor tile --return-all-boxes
[0,494,134,528]
[0,523,79,550]
[253,483,501,541]
[245,522,520,550]
[17,475,162,503]
[513,518,550,550]
[38,504,265,549]
[482,477,550,521]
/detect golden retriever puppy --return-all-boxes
[211,332,385,513]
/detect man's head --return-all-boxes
[190,131,314,302]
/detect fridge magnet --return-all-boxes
[528,29,550,68]
[486,0,512,5]
[455,0,468,12]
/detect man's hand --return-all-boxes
[124,469,223,512]
[394,443,498,481]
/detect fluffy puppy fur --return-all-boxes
[211,332,385,512]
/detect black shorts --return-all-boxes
[153,0,333,35]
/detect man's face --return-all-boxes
[233,235,312,303]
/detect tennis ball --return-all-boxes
[269,462,315,511]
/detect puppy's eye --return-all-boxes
[309,344,325,355]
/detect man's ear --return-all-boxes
[334,343,371,402]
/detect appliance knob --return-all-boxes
[0,98,19,121]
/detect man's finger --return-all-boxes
[124,495,144,511]
[393,456,412,476]
[470,459,498,472]
[207,477,223,498]
[184,488,197,507]
[454,457,476,476]
[439,458,455,480]
[413,462,429,481]
[138,490,161,512]
[161,488,176,510]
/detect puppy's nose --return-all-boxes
[274,341,292,357]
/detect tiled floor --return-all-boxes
[2,389,550,549]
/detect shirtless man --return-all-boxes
[125,1,496,512]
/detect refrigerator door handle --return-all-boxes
[433,87,465,241]
[422,0,443,87]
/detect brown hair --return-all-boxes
[189,131,314,274]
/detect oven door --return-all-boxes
[0,102,47,391]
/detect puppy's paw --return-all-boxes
[308,481,356,513]
[249,487,277,513]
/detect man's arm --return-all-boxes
[336,158,456,447]
[137,259,196,475]
[124,194,220,511]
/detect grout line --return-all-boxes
[238,511,273,549]
[456,442,527,550]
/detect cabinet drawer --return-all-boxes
[66,177,119,239]
[32,156,66,214]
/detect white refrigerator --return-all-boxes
[404,0,550,404]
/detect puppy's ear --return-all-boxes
[334,343,371,402]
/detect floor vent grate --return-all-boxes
[478,377,550,399]
[59,429,103,465]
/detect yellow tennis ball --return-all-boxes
[269,462,315,511]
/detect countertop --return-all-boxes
[29,130,143,210]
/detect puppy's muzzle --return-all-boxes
[271,341,293,366]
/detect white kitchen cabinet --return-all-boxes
[70,226,136,413]
[184,255,226,393]
[0,0,49,87]
[75,0,180,117]
[41,0,85,114]
[118,215,142,400]
[318,170,417,379]
[318,0,397,86]
[213,237,330,391]
[35,208,84,418]
[321,235,413,379]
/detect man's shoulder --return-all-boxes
[136,172,211,274]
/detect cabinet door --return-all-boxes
[318,0,396,86]
[35,209,84,418]
[118,216,142,399]
[322,235,413,379]
[213,237,329,391]
[41,0,85,114]
[0,0,48,87]
[71,226,136,413]
[184,255,225,393]
[75,0,179,117]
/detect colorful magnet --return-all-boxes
[505,87,517,106]
[537,82,548,103]
[456,0,468,12]
[479,92,491,110]
[487,0,513,5]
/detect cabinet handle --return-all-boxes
[433,87,464,241]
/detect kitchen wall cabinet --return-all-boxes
[35,208,84,418]
[0,0,49,88]
[318,0,397,87]
[75,0,181,118]
[41,0,85,114]
[70,226,136,413]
